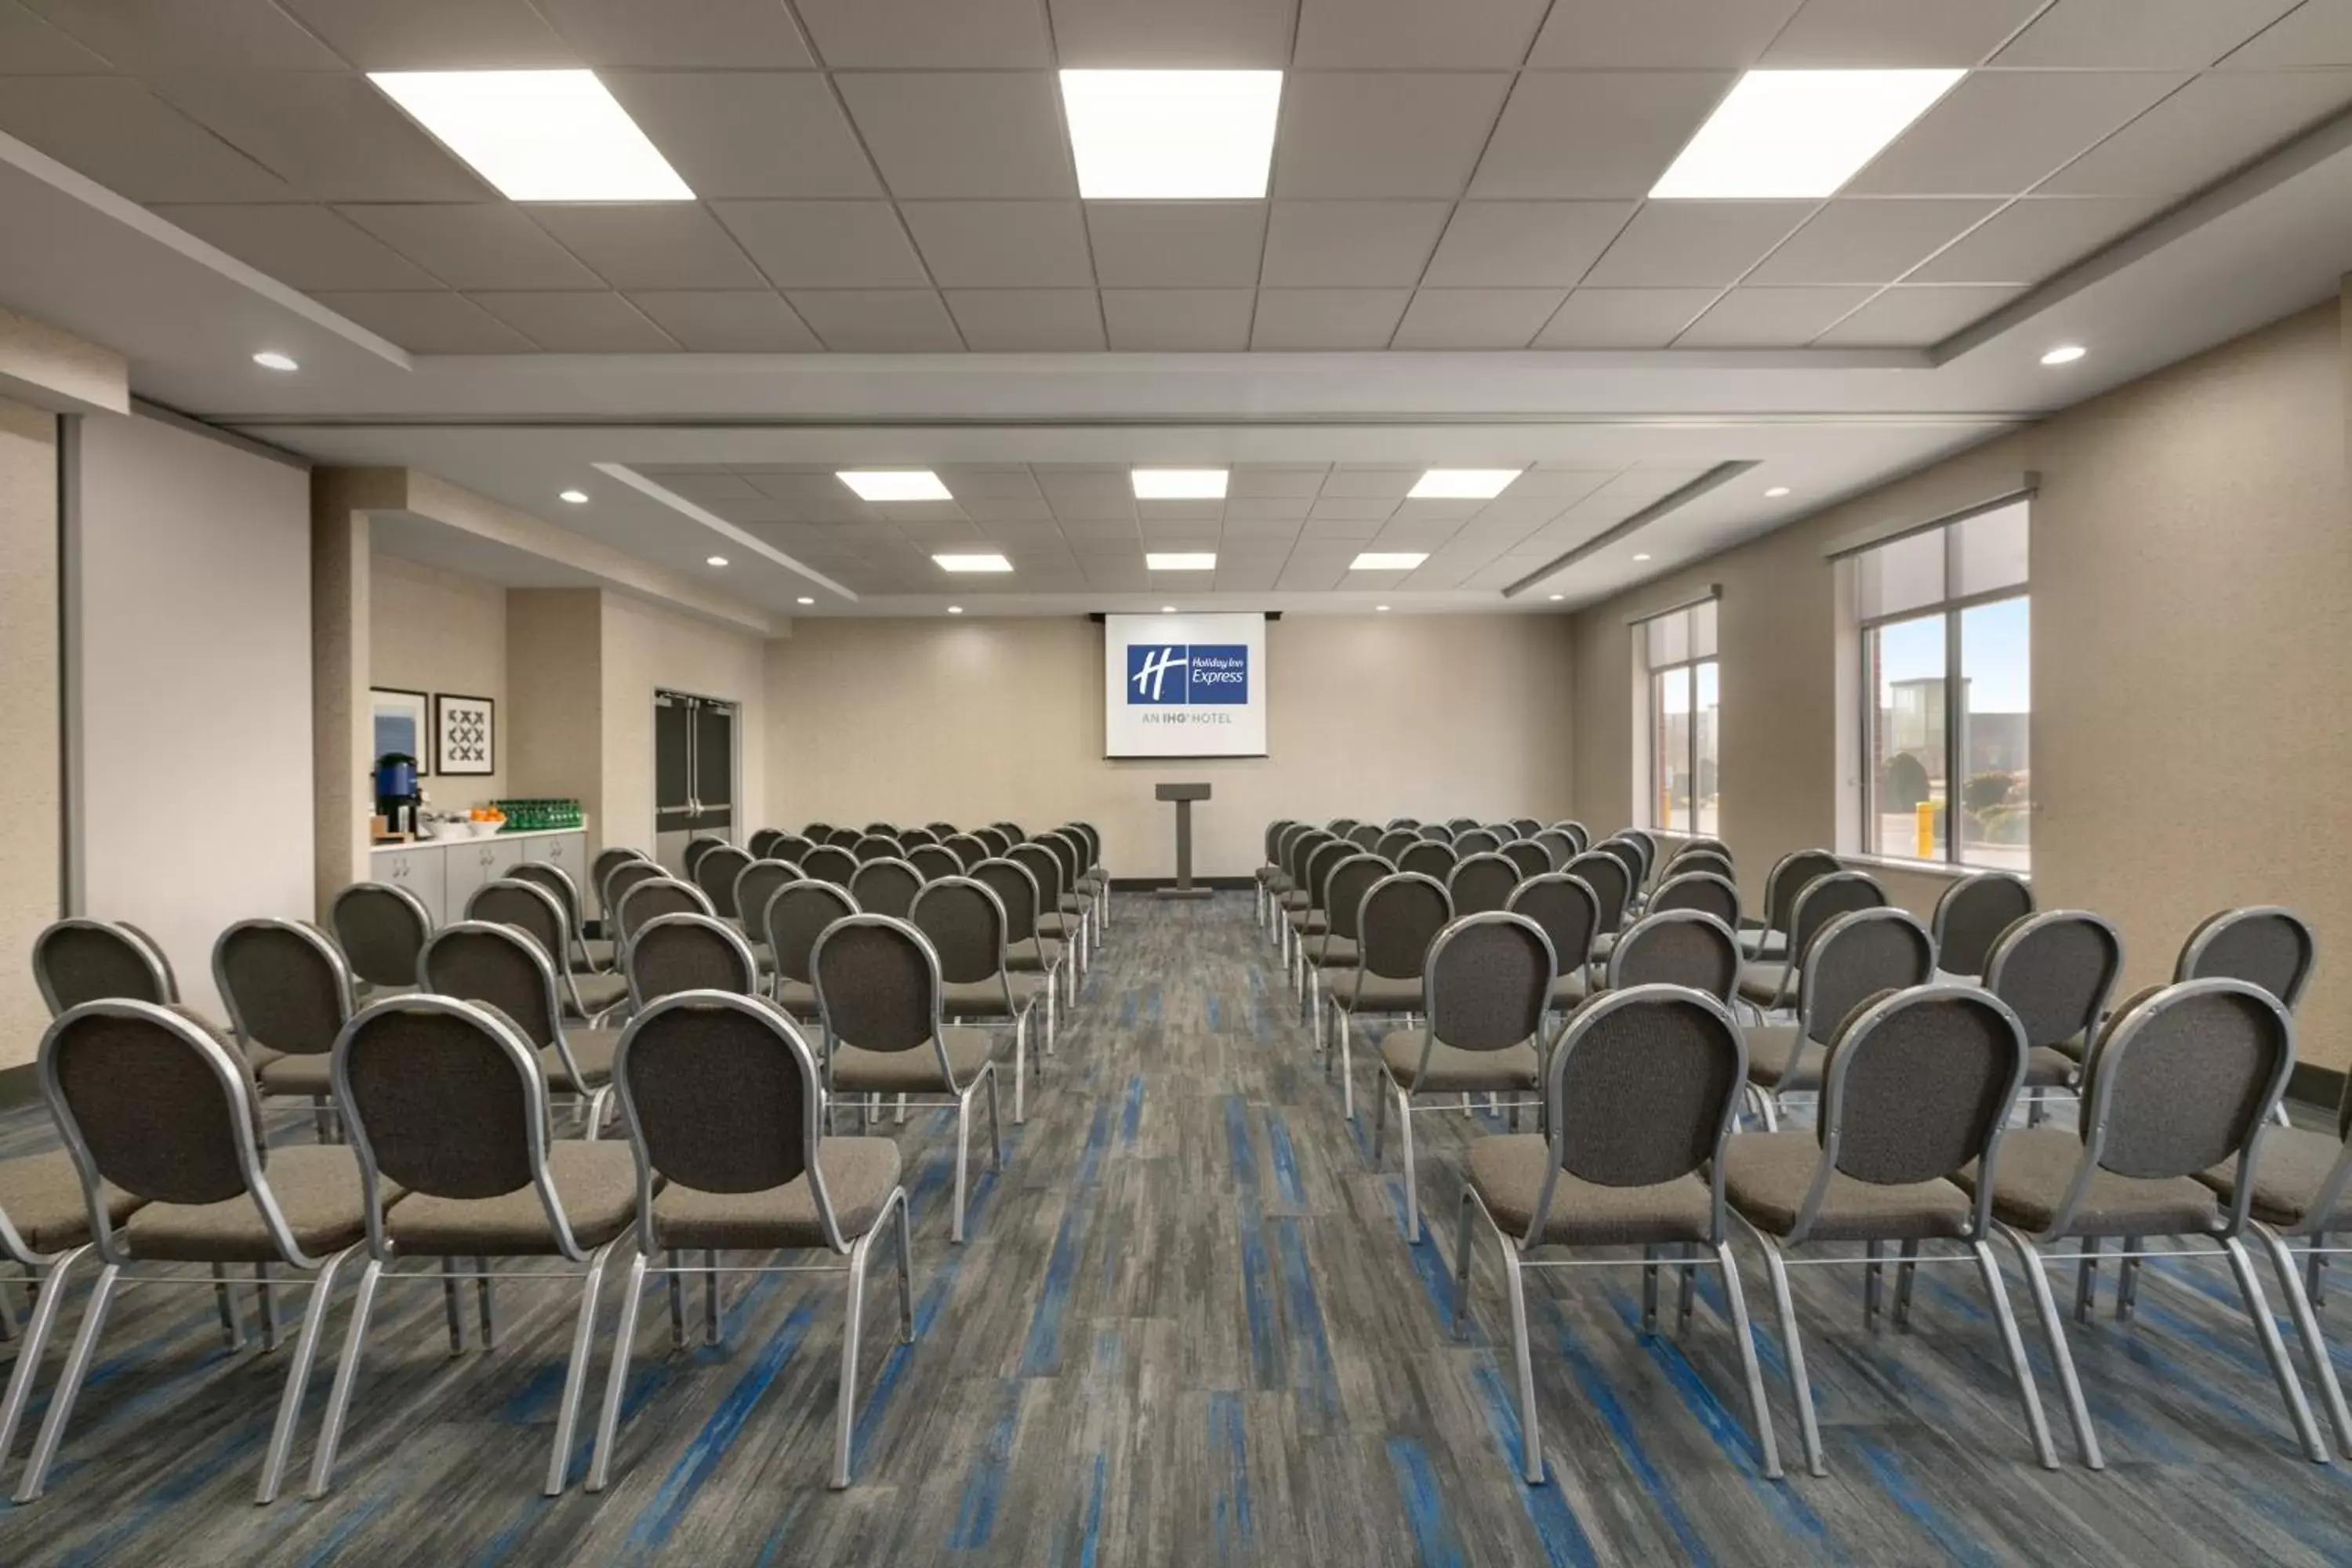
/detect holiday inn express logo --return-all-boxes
[1127,643,1248,705]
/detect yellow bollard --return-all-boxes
[1915,800,1936,858]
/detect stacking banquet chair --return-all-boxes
[1736,870,1886,1021]
[1265,823,1322,938]
[826,827,864,850]
[975,858,1065,1052]
[31,916,177,1016]
[1454,828,1503,858]
[853,833,901,865]
[613,878,715,975]
[2176,906,2317,1125]
[590,846,650,925]
[307,995,641,1499]
[472,878,632,1022]
[1505,873,1600,1025]
[1500,840,1551,883]
[624,913,760,1011]
[909,843,964,883]
[862,822,898,838]
[1418,823,1456,844]
[1011,840,1087,990]
[328,883,434,1004]
[506,860,615,977]
[1721,985,2056,1478]
[989,820,1027,844]
[1548,821,1589,855]
[1398,839,1457,882]
[1283,838,1356,1003]
[747,828,786,859]
[971,827,1012,859]
[1531,828,1578,871]
[1453,985,1778,1484]
[1065,823,1110,936]
[801,822,835,843]
[1931,870,2034,982]
[1983,910,2122,1129]
[19,1000,377,1504]
[1445,817,1482,837]
[802,843,859,888]
[601,857,669,939]
[1306,852,1395,1053]
[1666,836,1730,866]
[763,878,858,1024]
[1743,849,1842,961]
[418,920,616,1135]
[1744,906,1934,1129]
[924,819,961,840]
[1042,830,1102,950]
[1954,978,2330,1468]
[1374,912,1555,1241]
[912,877,1047,1123]
[683,837,731,881]
[850,857,924,921]
[1446,851,1520,918]
[771,833,816,867]
[732,858,801,954]
[1508,816,1543,839]
[1561,850,1631,960]
[1272,829,1336,961]
[1348,824,1383,851]
[814,916,1003,1243]
[1666,848,1736,886]
[1328,873,1450,1123]
[1595,837,1648,913]
[214,916,357,1141]
[1375,828,1420,863]
[1649,869,1740,931]
[1604,909,1741,1006]
[898,826,938,850]
[691,844,755,924]
[590,991,914,1494]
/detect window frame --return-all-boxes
[1648,648,1718,836]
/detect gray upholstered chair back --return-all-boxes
[506,862,587,946]
[944,833,992,871]
[335,998,546,1207]
[1984,911,2123,1051]
[1285,829,1334,890]
[626,913,760,1011]
[1669,836,1730,865]
[1444,818,1480,835]
[618,878,714,947]
[1786,871,1886,971]
[2176,906,2316,1011]
[801,844,858,887]
[1664,848,1735,884]
[1321,855,1392,945]
[1546,986,1743,1196]
[1010,842,1066,911]
[470,879,575,977]
[1040,831,1084,891]
[1931,871,2034,978]
[812,916,942,1057]
[1607,911,1740,1004]
[1273,822,1313,873]
[852,833,900,865]
[773,834,816,866]
[419,920,562,1048]
[910,878,1010,986]
[1447,852,1520,917]
[992,820,1027,843]
[693,844,755,918]
[1347,824,1381,850]
[44,1000,263,1210]
[973,859,1044,944]
[734,860,800,936]
[684,837,729,877]
[1551,821,1590,854]
[1358,873,1452,981]
[32,918,176,1016]
[1454,828,1503,858]
[1375,829,1418,862]
[974,827,1012,858]
[1399,840,1457,880]
[1501,840,1550,880]
[1530,829,1577,870]
[747,829,786,858]
[825,827,863,849]
[602,859,668,925]
[898,826,938,849]
[1069,822,1102,870]
[850,858,924,920]
[1505,872,1601,978]
[216,918,354,1058]
[591,848,648,916]
[1817,987,2026,1197]
[1425,913,1555,1054]
[1596,837,1646,897]
[1762,849,1843,936]
[1562,851,1631,934]
[764,880,858,985]
[1261,819,1293,862]
[909,844,964,883]
[1800,907,1933,1047]
[924,820,961,840]
[1509,817,1542,839]
[329,884,434,990]
[1302,838,1355,913]
[1650,869,1739,927]
[1418,823,1455,844]
[2083,980,2292,1185]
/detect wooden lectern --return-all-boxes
[1153,782,1214,898]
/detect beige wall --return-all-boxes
[765,614,1576,879]
[601,593,770,856]
[1571,301,2352,1070]
[506,589,605,849]
[370,554,510,808]
[0,398,59,1068]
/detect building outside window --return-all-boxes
[1638,597,1719,835]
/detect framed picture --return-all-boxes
[368,688,431,776]
[435,693,496,776]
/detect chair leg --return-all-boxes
[546,1240,617,1496]
[2220,1234,2328,1463]
[2115,1243,2142,1323]
[1751,1229,1824,1477]
[1451,1189,1478,1338]
[306,1256,386,1499]
[1642,1246,1660,1335]
[2257,1227,2352,1457]
[953,1085,975,1245]
[1501,1242,1542,1485]
[1399,1085,1421,1243]
[832,1225,877,1490]
[2000,1228,2103,1470]
[1677,1244,1698,1334]
[1864,1242,1883,1330]
[1893,1240,1921,1330]
[1013,1013,1027,1126]
[13,1259,121,1503]
[668,1250,687,1348]
[1713,1239,1782,1480]
[259,1247,353,1504]
[1371,1072,1388,1163]
[588,1247,648,1493]
[703,1250,722,1347]
[477,1259,496,1348]
[2310,1236,2326,1308]
[0,1247,85,1471]
[442,1258,469,1354]
[212,1261,242,1349]
[2073,1236,2100,1323]
[253,1263,279,1352]
[1339,1015,1356,1123]
[894,1189,916,1342]
[1969,1239,2058,1469]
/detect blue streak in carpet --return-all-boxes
[1270,1218,1340,1420]
[1119,1072,1145,1146]
[1207,1389,1253,1561]
[1265,1109,1305,1210]
[296,1487,391,1566]
[1018,1104,1114,1375]
[1851,1442,1995,1568]
[1204,994,1223,1033]
[949,1381,1025,1549]
[1543,1302,1717,1567]
[51,1408,272,1568]
[1384,1436,1467,1568]
[1468,1362,1599,1568]
[626,1305,817,1552]
[1385,1179,1481,1345]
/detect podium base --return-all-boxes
[1154,886,1215,900]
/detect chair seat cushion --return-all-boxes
[0,1150,140,1256]
[1958,1127,2220,1237]
[1287,912,1329,936]
[1551,971,1588,1007]
[942,975,1050,1018]
[1037,914,1074,940]
[2201,1127,2352,1230]
[1722,1131,1973,1243]
[122,1144,385,1264]
[577,937,619,972]
[772,977,819,1017]
[1380,1029,1539,1094]
[568,971,631,1016]
[1006,937,1063,973]
[1744,1028,1822,1091]
[1737,960,1792,1007]
[1060,895,1087,915]
[254,1047,336,1097]
[1256,866,1284,885]
[651,1138,902,1250]
[1468,1135,1714,1246]
[1743,931,1789,962]
[545,1029,619,1090]
[833,1027,996,1093]
[1279,891,1312,911]
[1311,935,1359,967]
[388,1140,636,1256]
[1328,972,1422,1014]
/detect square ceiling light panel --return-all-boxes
[1061,71,1284,198]
[1351,552,1428,570]
[838,470,953,501]
[1651,71,1965,200]
[1145,552,1218,570]
[1408,468,1522,499]
[1132,468,1229,499]
[935,553,1014,572]
[369,71,693,201]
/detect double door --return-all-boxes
[655,689,736,876]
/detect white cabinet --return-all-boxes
[376,847,445,924]
[524,832,589,882]
[442,840,504,924]
[369,825,590,926]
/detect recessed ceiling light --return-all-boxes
[1634,553,1653,562]
[1409,468,1520,499]
[706,555,728,568]
[947,605,964,615]
[838,470,952,502]
[1765,485,1791,499]
[1160,604,1177,613]
[1060,70,1283,199]
[1651,70,1962,199]
[1548,593,1564,602]
[1351,552,1428,571]
[1376,604,1391,612]
[935,553,1012,573]
[1132,468,1228,499]
[1146,552,1217,571]
[368,71,693,201]
[558,488,589,504]
[797,596,815,606]
[2041,343,2087,366]
[252,350,298,372]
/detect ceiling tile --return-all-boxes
[1100,289,1256,349]
[713,201,931,288]
[938,466,1047,500]
[338,203,607,289]
[797,0,1054,66]
[1745,198,1999,285]
[524,205,766,289]
[1224,500,1312,523]
[1421,201,1635,286]
[1248,289,1412,349]
[625,290,824,351]
[1582,202,1813,287]
[1811,284,2021,346]
[1528,0,1801,67]
[2225,1,2352,66]
[24,0,345,69]
[1390,288,1564,348]
[466,290,679,351]
[1674,286,1875,346]
[0,2,113,70]
[151,72,497,201]
[1759,0,2044,67]
[1139,499,1224,522]
[1844,70,2188,195]
[902,201,1094,287]
[1229,466,1328,497]
[1322,466,1420,497]
[1085,202,1268,287]
[786,289,965,350]
[1273,73,1513,198]
[1040,469,1135,518]
[1994,0,2299,68]
[1908,196,2166,284]
[599,73,878,198]
[1471,71,1736,198]
[534,0,818,67]
[310,290,537,354]
[148,203,437,291]
[835,73,1073,198]
[1294,0,1548,67]
[1277,554,1350,589]
[277,0,580,68]
[1260,201,1451,286]
[943,289,1108,350]
[1047,0,1298,67]
[2039,70,2352,196]
[1532,288,1719,347]
[0,78,291,202]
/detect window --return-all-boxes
[1639,598,1719,834]
[1855,501,2029,869]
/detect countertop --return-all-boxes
[370,822,588,854]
